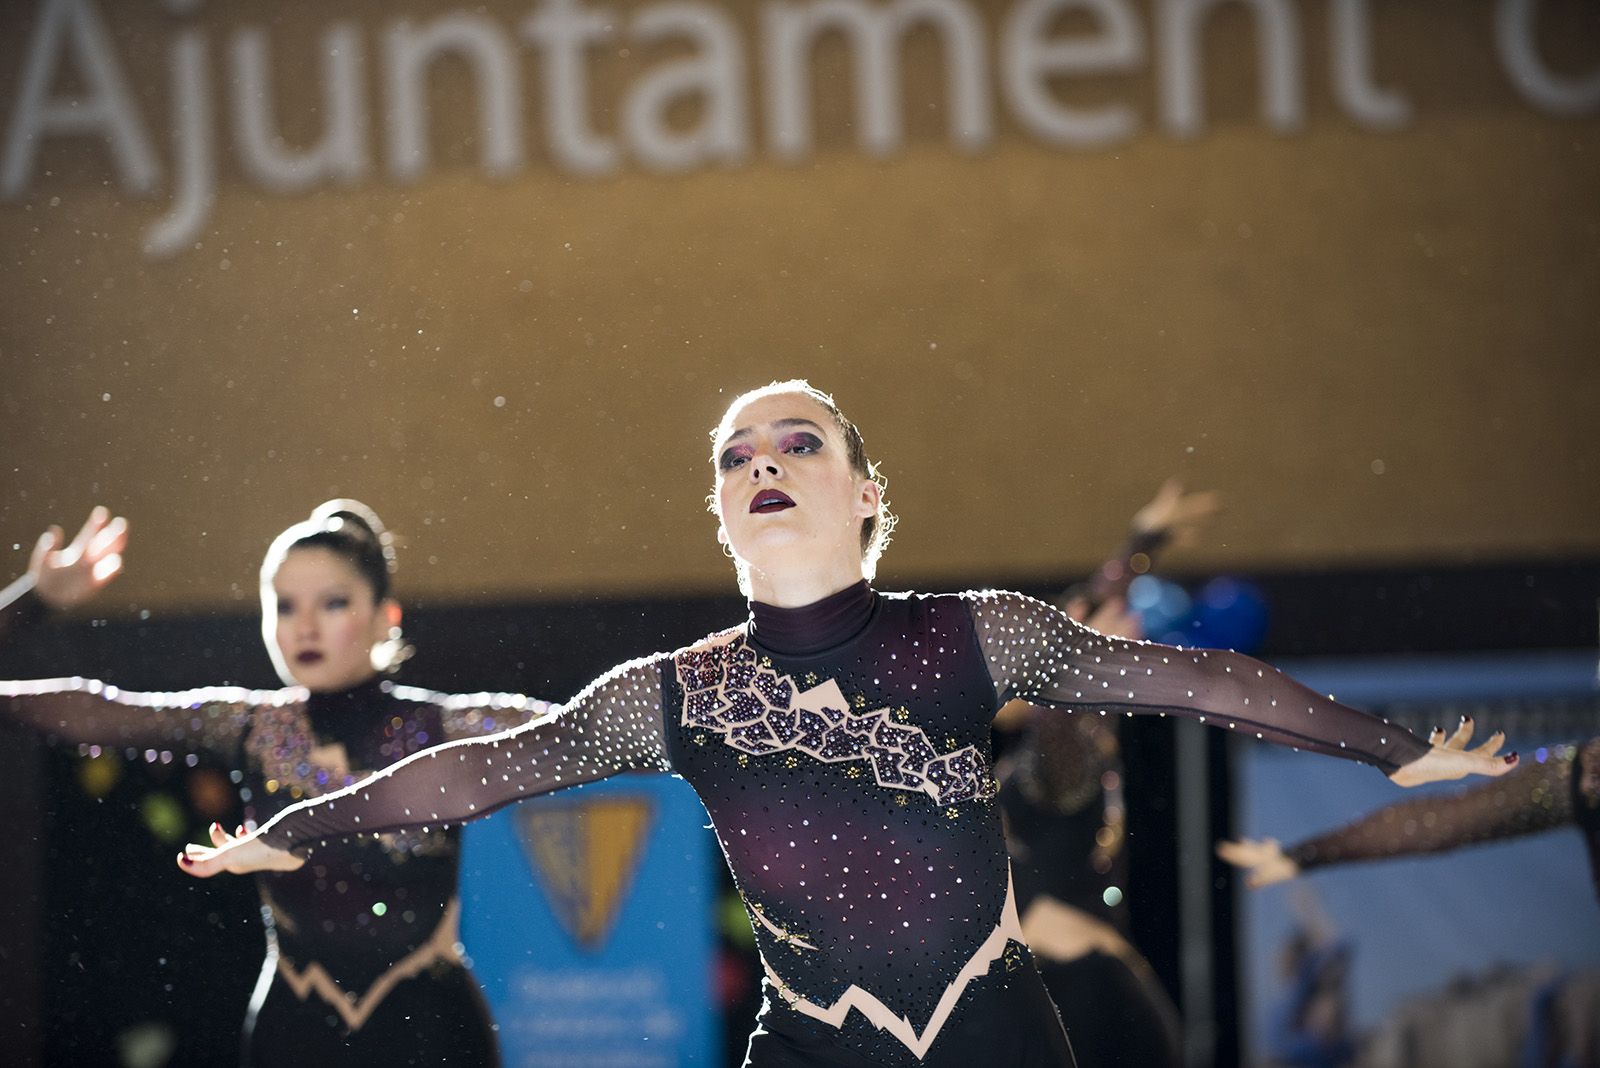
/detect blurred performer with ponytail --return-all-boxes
[993,480,1217,1068]
[1,500,565,1066]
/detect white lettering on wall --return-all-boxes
[1002,0,1144,147]
[523,0,620,174]
[387,14,525,183]
[764,0,991,160]
[143,24,211,257]
[1159,0,1304,138]
[1329,0,1408,129]
[2,0,158,197]
[1496,0,1600,115]
[624,3,750,172]
[233,23,369,192]
[1,0,1591,257]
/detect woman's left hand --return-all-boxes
[177,822,304,877]
[1388,717,1517,787]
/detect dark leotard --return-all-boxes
[250,584,1428,1066]
[0,674,557,1066]
[1286,737,1600,903]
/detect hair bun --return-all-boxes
[308,499,394,572]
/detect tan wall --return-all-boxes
[2,0,1597,614]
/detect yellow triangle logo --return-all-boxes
[513,795,656,951]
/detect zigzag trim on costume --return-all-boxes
[274,898,462,1032]
[759,874,1027,1061]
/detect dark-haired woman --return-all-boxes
[2,500,559,1066]
[184,382,1516,1068]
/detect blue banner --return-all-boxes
[460,774,719,1067]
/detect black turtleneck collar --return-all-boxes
[306,674,388,719]
[748,580,877,657]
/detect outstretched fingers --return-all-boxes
[67,506,110,556]
[1456,716,1515,773]
[28,527,63,575]
[1443,716,1476,750]
[1474,729,1507,759]
[176,843,227,879]
[1390,740,1518,786]
[86,514,129,583]
[176,832,305,878]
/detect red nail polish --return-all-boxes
[179,854,194,866]
[1505,753,1519,764]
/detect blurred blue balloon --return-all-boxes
[1129,575,1192,636]
[1188,576,1269,653]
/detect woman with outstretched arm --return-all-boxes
[182,381,1514,1068]
[1,501,573,1066]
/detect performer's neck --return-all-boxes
[745,558,866,609]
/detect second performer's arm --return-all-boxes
[1,677,261,755]
[1218,740,1586,887]
[179,655,673,877]
[970,590,1515,785]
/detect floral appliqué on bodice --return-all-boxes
[675,632,995,807]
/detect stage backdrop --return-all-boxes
[3,0,1597,614]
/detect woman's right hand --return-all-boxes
[31,506,128,609]
[1131,479,1221,545]
[1215,836,1301,888]
[177,822,304,877]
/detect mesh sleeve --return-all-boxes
[1286,742,1581,871]
[255,657,672,854]
[413,685,564,742]
[0,677,259,756]
[968,590,1429,775]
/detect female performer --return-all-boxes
[2,500,568,1066]
[181,382,1515,1067]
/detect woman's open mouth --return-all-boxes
[749,490,796,514]
[295,651,325,665]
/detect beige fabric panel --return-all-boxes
[2,0,1596,612]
